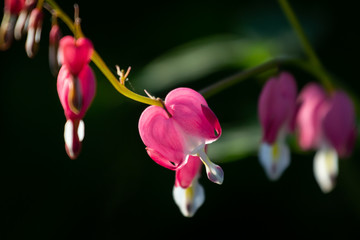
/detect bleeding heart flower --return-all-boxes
[25,7,43,58]
[173,155,204,217]
[296,83,357,193]
[49,24,62,76]
[58,35,93,75]
[138,87,224,185]
[258,72,297,180]
[57,63,96,159]
[0,0,26,50]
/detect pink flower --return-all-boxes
[49,24,62,76]
[57,36,96,159]
[25,8,43,58]
[58,35,93,75]
[296,84,357,193]
[138,87,224,185]
[0,0,26,50]
[258,72,297,180]
[173,155,204,217]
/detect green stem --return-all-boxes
[277,0,334,92]
[44,0,162,107]
[200,57,317,98]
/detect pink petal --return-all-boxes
[5,0,25,14]
[258,72,297,144]
[296,83,328,150]
[57,64,96,120]
[175,155,202,188]
[59,36,93,75]
[323,91,356,157]
[165,87,221,145]
[146,148,178,170]
[139,105,187,169]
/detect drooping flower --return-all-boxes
[49,23,62,76]
[173,155,204,217]
[258,72,297,180]
[57,35,96,159]
[25,7,43,58]
[296,83,357,193]
[0,0,25,50]
[14,0,37,40]
[138,87,224,185]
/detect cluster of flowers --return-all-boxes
[258,72,357,193]
[1,0,224,217]
[1,0,357,218]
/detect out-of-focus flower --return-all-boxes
[138,87,224,185]
[14,0,36,40]
[173,155,204,217]
[57,36,96,159]
[0,0,25,50]
[258,72,297,180]
[49,24,62,76]
[25,7,42,58]
[296,83,357,193]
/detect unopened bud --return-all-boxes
[49,24,62,76]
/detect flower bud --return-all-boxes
[25,7,42,58]
[49,24,62,76]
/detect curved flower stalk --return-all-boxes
[173,155,204,217]
[258,72,297,180]
[296,83,357,193]
[138,87,224,185]
[57,35,96,159]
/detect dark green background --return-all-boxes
[1,0,360,238]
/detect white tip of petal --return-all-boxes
[313,147,338,194]
[259,141,290,181]
[173,180,205,218]
[197,150,224,185]
[78,120,85,142]
[64,119,74,154]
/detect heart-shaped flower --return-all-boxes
[58,35,93,75]
[139,87,223,185]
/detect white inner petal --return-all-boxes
[258,139,290,181]
[64,120,74,156]
[78,120,85,142]
[193,145,224,185]
[313,146,338,193]
[173,179,205,218]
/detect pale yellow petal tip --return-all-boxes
[314,147,338,194]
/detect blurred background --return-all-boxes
[1,0,360,238]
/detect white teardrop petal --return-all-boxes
[64,120,74,156]
[173,180,205,218]
[78,120,85,142]
[259,141,290,181]
[313,147,338,193]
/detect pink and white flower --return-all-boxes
[258,72,297,180]
[173,155,204,217]
[296,83,356,193]
[138,87,224,185]
[57,36,96,159]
